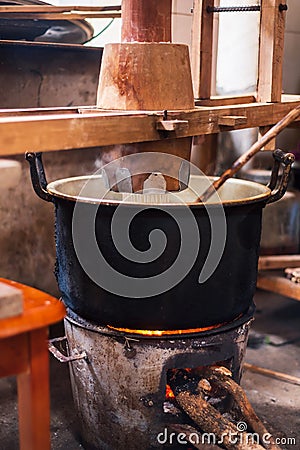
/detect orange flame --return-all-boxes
[107,323,225,337]
[165,384,175,399]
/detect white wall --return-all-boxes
[283,0,300,95]
[172,0,193,47]
[216,0,260,95]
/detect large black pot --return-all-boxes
[26,151,293,330]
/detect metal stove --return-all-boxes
[60,306,254,450]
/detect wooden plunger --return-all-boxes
[121,0,172,42]
[199,104,300,203]
[97,0,194,192]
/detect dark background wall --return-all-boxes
[0,41,104,295]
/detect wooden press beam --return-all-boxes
[0,95,299,156]
[121,0,172,42]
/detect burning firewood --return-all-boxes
[168,367,280,450]
[196,366,280,450]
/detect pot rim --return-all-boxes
[47,175,271,207]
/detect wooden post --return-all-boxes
[17,329,50,450]
[121,0,172,43]
[191,0,215,100]
[191,134,218,175]
[258,125,276,150]
[257,0,287,103]
[191,1,219,174]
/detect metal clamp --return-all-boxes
[266,149,295,204]
[48,336,87,363]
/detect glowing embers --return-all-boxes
[164,365,229,416]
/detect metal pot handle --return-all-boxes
[48,337,87,363]
[25,152,53,202]
[266,149,295,204]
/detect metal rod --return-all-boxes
[207,4,288,13]
[207,5,261,13]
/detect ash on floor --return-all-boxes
[0,289,299,450]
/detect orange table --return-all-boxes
[0,278,66,450]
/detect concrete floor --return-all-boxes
[0,289,299,450]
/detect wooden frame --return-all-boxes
[191,0,288,106]
[0,1,297,157]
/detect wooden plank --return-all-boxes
[0,98,300,155]
[0,282,23,319]
[0,5,121,13]
[0,93,292,117]
[257,0,287,102]
[0,106,80,117]
[258,255,300,271]
[0,12,121,20]
[0,38,102,51]
[257,273,300,301]
[196,94,256,107]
